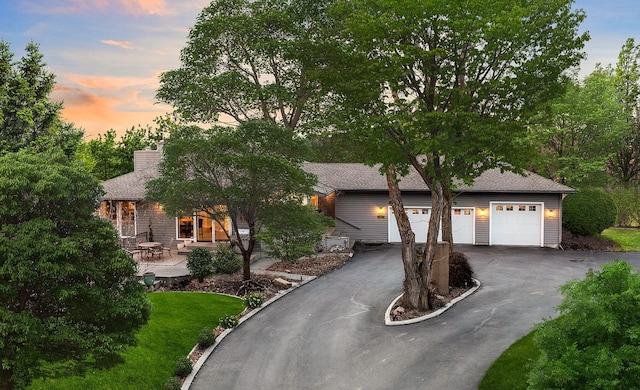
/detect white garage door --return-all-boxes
[388,207,474,244]
[490,203,543,246]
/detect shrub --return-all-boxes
[243,292,265,309]
[219,313,239,329]
[563,188,617,236]
[198,327,217,349]
[164,377,182,390]
[186,247,214,282]
[449,252,474,288]
[257,201,333,262]
[529,260,640,389]
[174,356,193,378]
[213,245,242,274]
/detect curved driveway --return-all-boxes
[191,245,640,390]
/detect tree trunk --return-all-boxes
[0,368,14,390]
[385,165,432,311]
[441,186,454,253]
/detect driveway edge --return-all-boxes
[181,275,317,390]
[384,278,482,325]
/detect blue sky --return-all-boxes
[0,0,639,139]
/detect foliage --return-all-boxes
[257,201,332,262]
[163,377,182,390]
[448,252,474,288]
[479,332,540,390]
[186,247,215,282]
[213,245,242,275]
[602,228,640,251]
[563,188,617,236]
[218,314,239,329]
[243,293,265,309]
[146,120,317,281]
[529,261,640,389]
[156,0,330,130]
[0,40,83,156]
[608,38,640,185]
[0,150,151,389]
[610,185,640,227]
[76,125,162,181]
[174,356,193,378]
[30,293,243,390]
[318,0,587,310]
[529,67,626,187]
[198,328,217,349]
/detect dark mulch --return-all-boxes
[561,230,620,251]
[266,253,353,276]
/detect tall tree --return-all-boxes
[146,121,317,281]
[0,40,82,155]
[156,0,329,131]
[322,0,588,310]
[608,38,640,185]
[529,67,626,188]
[0,150,151,390]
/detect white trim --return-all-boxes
[489,201,544,247]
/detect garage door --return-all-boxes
[490,203,543,246]
[388,207,474,244]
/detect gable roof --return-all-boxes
[101,166,159,201]
[101,159,575,201]
[302,162,576,195]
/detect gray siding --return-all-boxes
[136,202,176,247]
[335,191,565,247]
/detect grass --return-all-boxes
[478,332,541,390]
[602,228,640,251]
[29,292,244,390]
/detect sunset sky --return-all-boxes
[1,0,639,140]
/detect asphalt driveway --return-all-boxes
[190,245,640,390]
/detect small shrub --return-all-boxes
[198,327,217,349]
[213,245,242,274]
[174,356,193,378]
[243,292,265,309]
[219,313,239,329]
[449,252,474,288]
[563,188,617,236]
[186,247,214,282]
[163,377,182,390]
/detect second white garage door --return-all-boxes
[388,207,474,244]
[490,202,543,246]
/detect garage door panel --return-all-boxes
[389,207,474,244]
[490,203,542,246]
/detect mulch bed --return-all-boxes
[560,230,620,251]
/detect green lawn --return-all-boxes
[478,332,540,390]
[29,292,244,390]
[602,228,640,251]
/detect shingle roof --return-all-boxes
[102,161,575,201]
[303,162,576,195]
[101,166,159,201]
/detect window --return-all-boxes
[412,209,420,214]
[464,209,471,215]
[519,205,526,211]
[496,205,503,211]
[421,208,429,214]
[454,209,461,215]
[529,205,537,211]
[506,205,514,211]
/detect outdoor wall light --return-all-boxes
[377,206,386,218]
[478,208,488,217]
[546,209,555,217]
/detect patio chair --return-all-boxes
[149,245,163,260]
[162,238,175,258]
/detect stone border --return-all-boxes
[384,278,482,326]
[181,275,317,390]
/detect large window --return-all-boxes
[99,200,136,237]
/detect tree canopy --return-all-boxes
[146,120,317,280]
[156,0,330,131]
[317,0,588,310]
[0,150,151,390]
[0,40,83,156]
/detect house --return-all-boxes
[99,147,575,249]
[303,163,576,248]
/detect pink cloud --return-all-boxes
[21,0,172,16]
[101,39,136,50]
